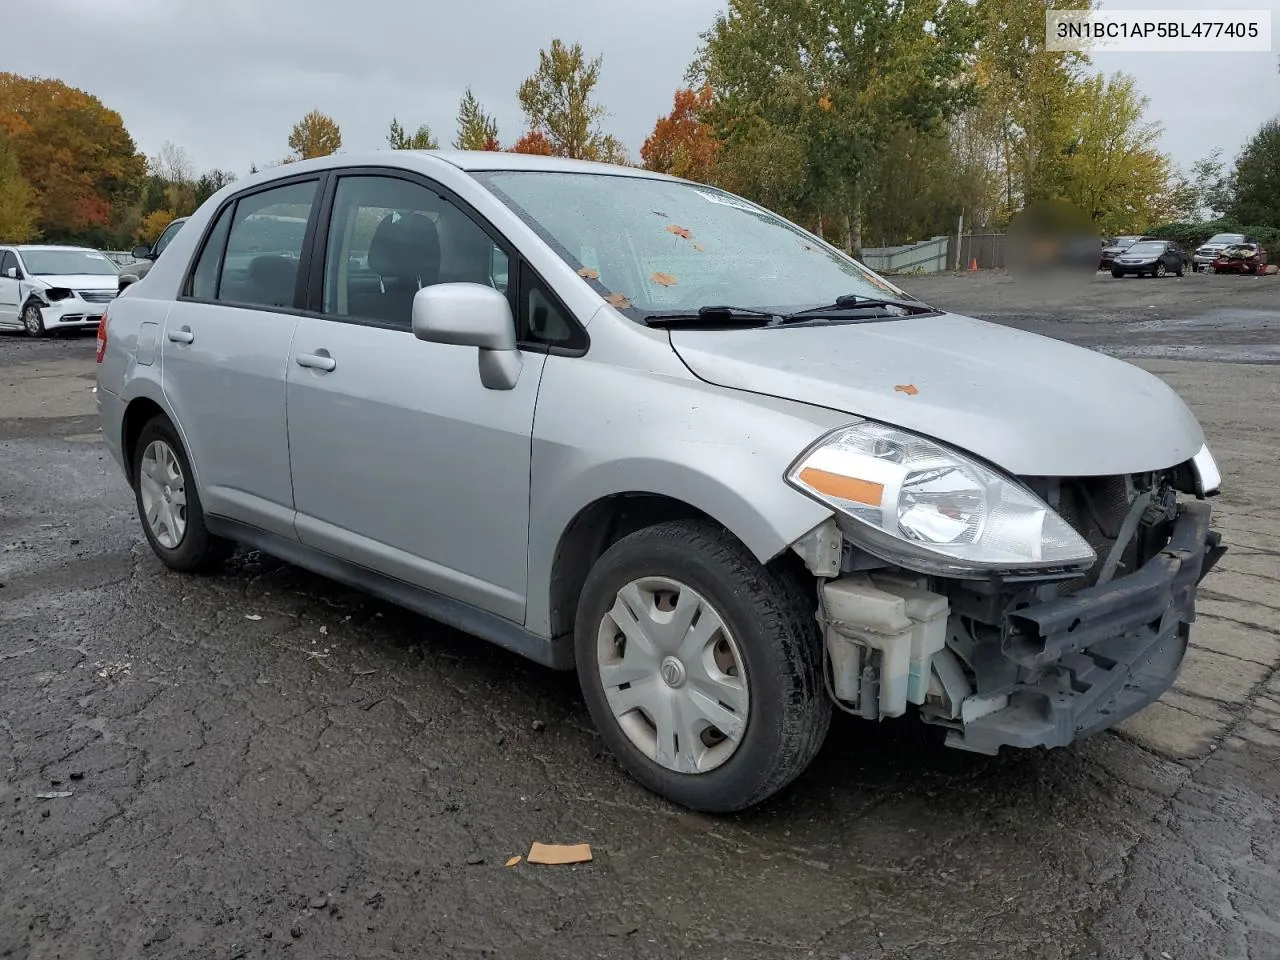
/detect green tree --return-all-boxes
[0,129,38,242]
[387,117,439,150]
[1229,118,1280,227]
[1062,72,1176,234]
[694,0,978,252]
[194,169,237,207]
[454,89,500,150]
[288,110,343,159]
[517,39,611,159]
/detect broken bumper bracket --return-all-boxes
[946,500,1224,755]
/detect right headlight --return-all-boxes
[786,423,1097,577]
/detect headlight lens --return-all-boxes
[786,423,1097,575]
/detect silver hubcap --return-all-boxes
[23,306,40,334]
[596,577,750,774]
[139,440,188,549]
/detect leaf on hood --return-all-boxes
[666,225,692,239]
[650,272,678,287]
[577,267,600,280]
[894,384,920,396]
[605,293,632,309]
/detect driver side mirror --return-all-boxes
[131,244,154,261]
[4,267,17,280]
[411,282,522,390]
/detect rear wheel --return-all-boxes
[131,417,233,572]
[575,520,830,812]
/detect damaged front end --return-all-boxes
[796,464,1226,755]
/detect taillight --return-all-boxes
[95,309,108,363]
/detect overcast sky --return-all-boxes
[8,0,1279,180]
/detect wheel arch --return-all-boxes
[533,465,830,646]
[119,387,204,497]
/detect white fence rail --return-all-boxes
[859,235,951,274]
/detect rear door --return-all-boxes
[0,250,19,325]
[284,170,544,621]
[161,176,322,540]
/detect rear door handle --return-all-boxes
[167,327,194,344]
[296,352,336,372]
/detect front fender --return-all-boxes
[525,354,851,638]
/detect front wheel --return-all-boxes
[22,303,45,337]
[575,520,831,812]
[1156,262,1168,278]
[131,416,233,573]
[1111,269,1124,278]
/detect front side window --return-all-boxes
[474,171,914,320]
[211,180,317,310]
[0,251,16,275]
[321,175,510,329]
[19,249,119,277]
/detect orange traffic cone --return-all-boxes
[968,258,978,271]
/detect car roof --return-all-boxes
[234,150,679,184]
[15,244,99,252]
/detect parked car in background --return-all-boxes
[0,245,120,336]
[1099,235,1154,269]
[1192,233,1252,272]
[1110,240,1185,278]
[1210,243,1268,274]
[118,216,190,289]
[97,151,1225,812]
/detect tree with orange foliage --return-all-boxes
[510,131,554,156]
[0,73,145,242]
[641,87,719,183]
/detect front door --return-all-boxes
[160,177,321,540]
[0,251,20,326]
[285,173,542,623]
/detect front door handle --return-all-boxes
[296,352,336,372]
[167,327,194,344]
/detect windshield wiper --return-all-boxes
[783,294,937,320]
[642,305,783,328]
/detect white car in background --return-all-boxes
[0,245,121,337]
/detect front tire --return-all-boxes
[1156,262,1168,278]
[1111,269,1124,278]
[22,302,45,337]
[131,417,233,573]
[575,520,831,813]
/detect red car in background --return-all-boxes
[1211,243,1269,274]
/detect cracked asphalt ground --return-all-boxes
[2,272,1278,960]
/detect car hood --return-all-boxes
[668,313,1205,477]
[32,274,119,290]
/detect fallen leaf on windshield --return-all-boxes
[894,384,920,396]
[605,293,632,309]
[650,272,678,287]
[577,267,600,280]
[667,225,692,239]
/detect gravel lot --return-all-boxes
[2,275,1278,960]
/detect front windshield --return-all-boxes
[21,249,119,277]
[1207,234,1244,245]
[1127,242,1164,256]
[1113,237,1139,248]
[474,171,913,316]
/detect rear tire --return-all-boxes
[575,520,831,812]
[131,416,233,573]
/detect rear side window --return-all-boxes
[190,180,318,311]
